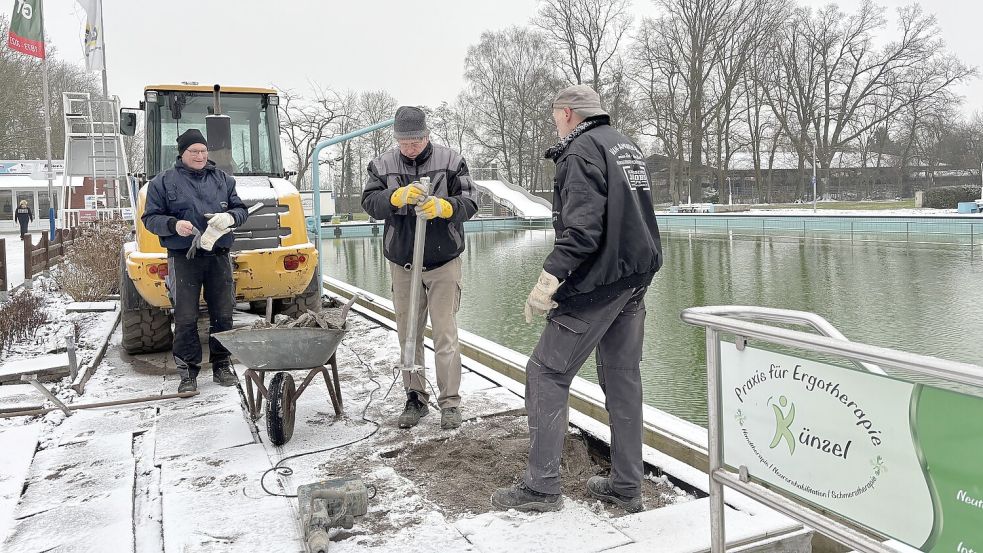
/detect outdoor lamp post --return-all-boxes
[727,176,732,205]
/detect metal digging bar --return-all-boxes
[402,177,431,374]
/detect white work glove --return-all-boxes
[206,212,236,231]
[524,269,561,323]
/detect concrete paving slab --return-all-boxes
[15,433,134,519]
[159,443,298,553]
[455,506,632,553]
[153,385,256,462]
[65,301,117,312]
[1,486,134,553]
[459,370,498,394]
[0,353,69,383]
[609,497,801,553]
[457,386,525,421]
[0,384,43,413]
[0,424,41,544]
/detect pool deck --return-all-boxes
[0,293,812,553]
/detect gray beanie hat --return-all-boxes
[393,106,429,139]
[552,84,608,118]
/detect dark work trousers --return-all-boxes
[166,253,235,379]
[523,285,648,497]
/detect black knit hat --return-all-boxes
[177,128,207,155]
[393,106,429,139]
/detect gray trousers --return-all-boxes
[390,257,463,409]
[523,285,647,497]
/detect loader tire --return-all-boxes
[120,251,173,355]
[121,308,173,355]
[274,275,322,318]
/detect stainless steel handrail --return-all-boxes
[685,305,885,376]
[681,305,983,553]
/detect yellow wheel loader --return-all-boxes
[119,84,322,354]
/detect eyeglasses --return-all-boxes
[186,148,208,156]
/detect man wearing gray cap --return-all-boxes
[362,106,479,430]
[492,85,663,513]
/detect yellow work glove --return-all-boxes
[390,182,427,208]
[415,196,454,220]
[524,269,561,323]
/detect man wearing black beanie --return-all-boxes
[142,128,249,393]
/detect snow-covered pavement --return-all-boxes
[0,301,806,552]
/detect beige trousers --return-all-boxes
[390,256,463,409]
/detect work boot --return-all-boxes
[397,391,429,429]
[586,476,644,513]
[211,359,238,387]
[440,407,462,430]
[177,376,197,394]
[491,482,562,512]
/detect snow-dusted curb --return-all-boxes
[70,304,121,394]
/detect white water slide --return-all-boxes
[474,179,552,219]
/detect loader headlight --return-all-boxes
[145,91,158,104]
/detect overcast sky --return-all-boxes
[39,0,983,116]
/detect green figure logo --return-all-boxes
[769,396,796,454]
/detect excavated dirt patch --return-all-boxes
[385,415,677,517]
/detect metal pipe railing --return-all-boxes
[310,119,395,286]
[681,305,983,553]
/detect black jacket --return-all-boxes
[15,206,33,225]
[361,143,479,269]
[142,159,248,253]
[544,117,663,306]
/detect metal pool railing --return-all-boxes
[656,214,983,251]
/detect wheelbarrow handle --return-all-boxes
[339,293,359,325]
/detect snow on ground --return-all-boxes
[0,302,709,553]
[0,231,27,291]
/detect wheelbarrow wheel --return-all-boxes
[267,371,296,446]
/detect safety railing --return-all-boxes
[659,214,982,252]
[681,305,983,553]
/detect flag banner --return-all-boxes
[7,0,45,58]
[76,0,104,71]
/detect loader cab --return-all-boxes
[141,85,284,180]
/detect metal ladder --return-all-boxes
[61,92,129,226]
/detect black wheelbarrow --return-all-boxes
[213,326,346,446]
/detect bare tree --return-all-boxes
[0,16,100,159]
[427,94,481,163]
[533,0,636,129]
[533,0,631,89]
[122,128,144,174]
[763,2,974,198]
[464,27,562,192]
[276,84,342,190]
[357,90,397,159]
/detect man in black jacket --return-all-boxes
[492,85,663,513]
[142,129,249,393]
[362,106,478,430]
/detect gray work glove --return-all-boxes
[186,227,203,259]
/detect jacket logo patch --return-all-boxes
[220,202,228,210]
[622,164,650,190]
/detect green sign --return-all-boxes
[7,0,45,58]
[721,343,983,551]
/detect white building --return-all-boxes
[0,161,85,232]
